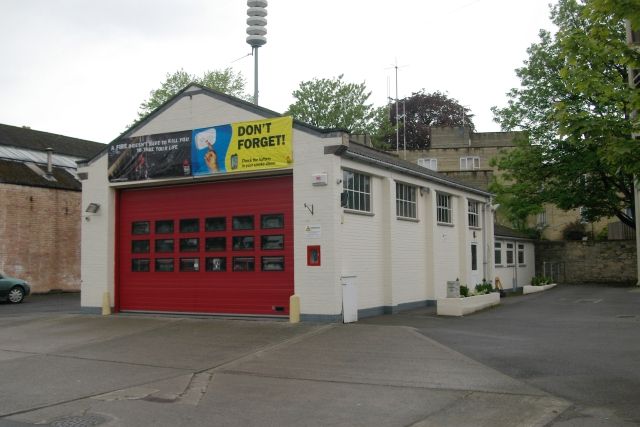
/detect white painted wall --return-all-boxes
[494,238,535,290]
[79,154,116,309]
[291,129,344,317]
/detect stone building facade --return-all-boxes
[394,126,611,241]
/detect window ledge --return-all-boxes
[397,216,419,223]
[344,209,375,217]
[469,226,482,230]
[437,222,454,227]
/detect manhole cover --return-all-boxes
[50,414,108,427]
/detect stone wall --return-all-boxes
[0,183,81,293]
[535,240,637,285]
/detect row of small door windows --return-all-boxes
[132,214,284,235]
[132,235,284,253]
[132,256,284,272]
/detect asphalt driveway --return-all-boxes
[0,285,637,426]
[364,284,640,426]
[0,293,565,427]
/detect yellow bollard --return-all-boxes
[102,291,111,315]
[289,294,300,323]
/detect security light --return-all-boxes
[85,203,100,214]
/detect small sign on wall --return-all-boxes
[304,224,321,239]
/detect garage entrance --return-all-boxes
[116,175,293,316]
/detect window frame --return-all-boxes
[396,182,417,220]
[494,242,502,265]
[468,200,479,228]
[506,242,514,266]
[436,193,453,225]
[417,158,438,171]
[342,169,372,213]
[471,243,478,271]
[460,156,480,170]
[517,243,525,265]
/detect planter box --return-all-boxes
[523,283,557,294]
[437,292,500,316]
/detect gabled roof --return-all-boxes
[326,142,493,197]
[0,123,104,158]
[0,159,81,191]
[494,224,532,240]
[82,83,348,166]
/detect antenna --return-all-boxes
[246,0,267,105]
[386,60,408,155]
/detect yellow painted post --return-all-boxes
[102,291,111,315]
[289,294,300,323]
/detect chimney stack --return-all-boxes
[45,147,53,175]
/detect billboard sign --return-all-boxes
[108,131,191,182]
[191,116,293,176]
[108,117,293,182]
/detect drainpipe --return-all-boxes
[513,239,518,290]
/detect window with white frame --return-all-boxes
[417,158,438,171]
[506,242,514,265]
[468,200,479,228]
[494,242,502,265]
[518,243,525,265]
[537,210,547,226]
[460,156,480,170]
[437,193,452,224]
[396,182,417,219]
[342,170,371,212]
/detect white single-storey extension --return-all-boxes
[78,84,496,321]
[494,224,536,291]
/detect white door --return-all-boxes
[341,275,358,323]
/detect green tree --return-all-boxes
[137,68,250,120]
[382,90,474,150]
[285,75,377,133]
[491,0,640,229]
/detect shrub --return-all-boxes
[562,220,587,241]
[474,282,494,295]
[531,276,552,286]
[460,285,469,297]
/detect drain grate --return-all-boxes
[616,314,637,319]
[50,414,108,427]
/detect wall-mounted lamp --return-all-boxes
[85,203,101,214]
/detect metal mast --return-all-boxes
[246,0,267,105]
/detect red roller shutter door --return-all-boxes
[117,175,293,316]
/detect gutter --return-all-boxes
[339,149,493,198]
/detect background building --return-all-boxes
[395,126,613,241]
[0,124,104,293]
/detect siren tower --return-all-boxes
[246,0,267,105]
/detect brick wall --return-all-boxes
[535,240,637,285]
[0,183,81,293]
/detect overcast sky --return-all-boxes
[0,0,553,143]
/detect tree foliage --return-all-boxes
[379,90,474,150]
[285,75,377,134]
[491,0,640,229]
[137,68,250,120]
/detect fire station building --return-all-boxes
[79,84,495,322]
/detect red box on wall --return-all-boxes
[307,245,321,266]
